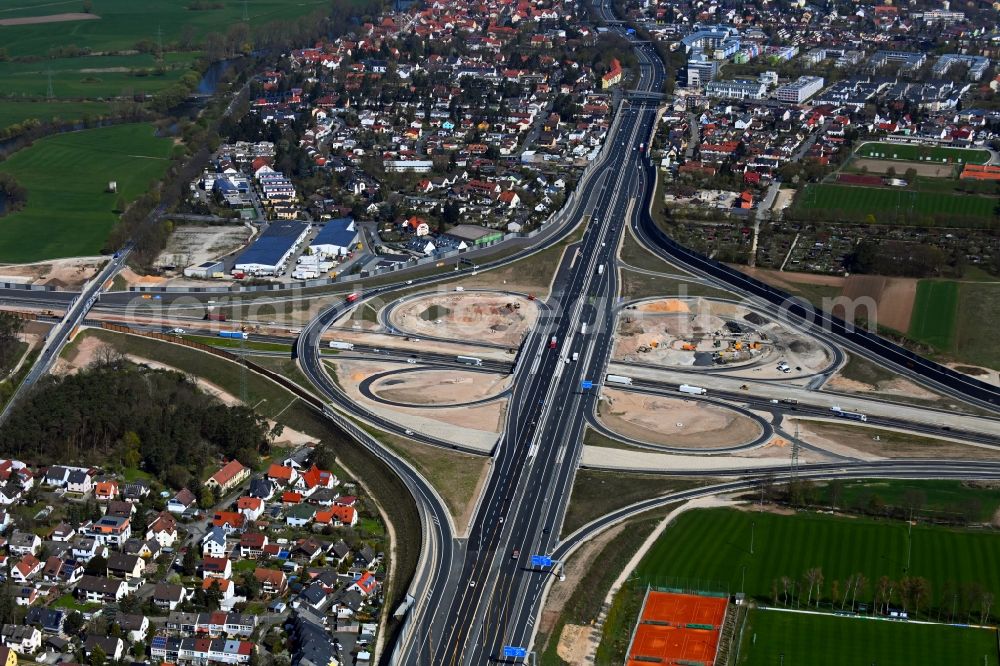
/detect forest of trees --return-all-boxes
[0,355,275,490]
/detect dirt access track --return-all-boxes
[598,388,763,449]
[0,258,103,289]
[0,13,100,26]
[388,291,539,347]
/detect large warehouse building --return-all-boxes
[233,221,309,276]
[309,218,358,258]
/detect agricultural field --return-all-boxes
[952,281,1000,370]
[0,0,329,57]
[740,609,998,666]
[0,123,171,262]
[0,52,195,100]
[794,183,998,221]
[857,142,991,165]
[908,280,959,349]
[636,508,1000,615]
[0,100,112,129]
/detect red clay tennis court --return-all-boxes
[626,590,728,666]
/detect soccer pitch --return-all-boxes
[741,608,998,665]
[857,142,991,165]
[795,183,997,220]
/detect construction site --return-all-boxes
[614,297,833,379]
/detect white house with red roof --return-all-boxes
[205,461,250,494]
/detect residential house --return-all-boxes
[116,614,149,644]
[212,512,245,535]
[239,533,268,559]
[349,571,378,597]
[236,497,264,522]
[42,467,70,488]
[83,636,124,661]
[106,553,145,581]
[202,578,235,605]
[121,482,150,503]
[94,481,118,502]
[0,645,16,666]
[24,608,64,635]
[88,515,131,547]
[205,461,250,495]
[202,527,228,559]
[247,478,275,500]
[123,538,161,559]
[11,555,41,584]
[294,466,337,496]
[41,556,83,585]
[146,512,178,548]
[0,625,40,654]
[266,464,297,486]
[66,470,92,495]
[14,588,37,607]
[285,504,316,527]
[201,556,232,580]
[354,545,379,570]
[153,584,189,611]
[253,568,287,596]
[7,532,40,557]
[49,523,76,542]
[167,489,198,515]
[71,537,107,563]
[75,575,127,603]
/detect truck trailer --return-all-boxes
[831,406,867,422]
[329,341,354,350]
[457,355,483,366]
[606,374,633,385]
[219,331,249,340]
[678,384,707,396]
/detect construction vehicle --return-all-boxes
[681,343,696,351]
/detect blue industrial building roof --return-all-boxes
[236,221,306,267]
[311,217,357,248]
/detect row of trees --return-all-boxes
[768,569,997,624]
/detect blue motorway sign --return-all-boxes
[503,646,527,658]
[531,555,553,568]
[581,380,593,390]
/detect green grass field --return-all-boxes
[0,0,329,58]
[908,280,959,348]
[952,281,1000,370]
[637,509,1000,611]
[0,123,171,262]
[857,142,991,165]
[795,183,998,220]
[0,52,195,100]
[0,100,112,129]
[740,609,998,665]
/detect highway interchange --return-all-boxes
[1,2,1000,663]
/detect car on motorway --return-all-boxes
[170,328,185,334]
[511,548,520,559]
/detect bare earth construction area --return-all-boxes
[369,368,509,406]
[389,292,539,347]
[598,388,763,449]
